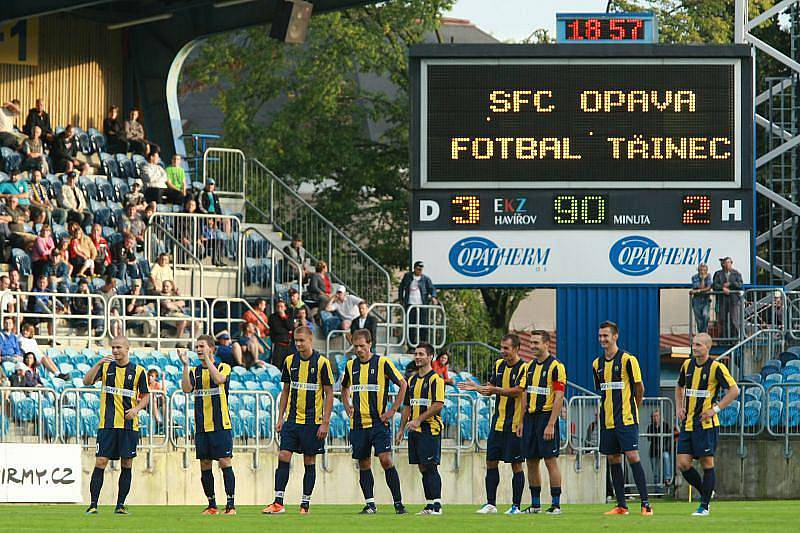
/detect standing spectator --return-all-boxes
[60,172,93,226]
[124,179,147,212]
[141,151,169,204]
[0,317,22,362]
[242,298,269,338]
[28,169,64,223]
[43,249,71,293]
[431,351,455,386]
[348,301,376,344]
[23,98,53,141]
[197,179,221,214]
[0,99,25,149]
[646,409,673,487]
[118,203,147,243]
[237,322,266,369]
[90,223,112,277]
[0,170,31,208]
[148,253,173,294]
[21,352,43,387]
[124,109,151,156]
[111,232,139,281]
[712,257,743,340]
[321,286,361,335]
[32,224,55,277]
[165,154,187,203]
[286,288,306,322]
[690,264,712,334]
[21,124,49,173]
[283,235,313,279]
[68,222,97,278]
[294,307,315,335]
[103,105,128,154]
[51,125,86,174]
[305,260,331,314]
[399,261,439,344]
[268,300,292,370]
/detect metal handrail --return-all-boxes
[108,294,210,351]
[145,220,205,295]
[210,297,270,341]
[240,225,303,304]
[202,147,246,199]
[687,289,746,343]
[717,328,783,380]
[765,382,800,459]
[406,304,447,349]
[0,386,58,443]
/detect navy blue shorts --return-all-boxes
[677,426,719,458]
[96,428,139,460]
[408,430,441,465]
[486,429,524,464]
[195,429,233,460]
[350,424,392,460]
[280,420,325,455]
[600,425,640,455]
[522,412,560,460]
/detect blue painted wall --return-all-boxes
[556,286,660,396]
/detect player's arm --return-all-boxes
[381,377,408,424]
[395,405,411,445]
[675,384,686,421]
[628,356,645,407]
[317,384,334,440]
[701,365,740,420]
[83,356,112,386]
[634,382,644,408]
[484,382,522,397]
[341,363,353,417]
[276,382,289,433]
[205,358,228,385]
[125,370,150,420]
[179,349,193,392]
[516,369,528,437]
[409,400,443,431]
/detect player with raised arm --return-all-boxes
[459,333,526,515]
[179,335,236,515]
[263,326,334,515]
[676,332,739,516]
[395,342,445,515]
[83,336,149,515]
[516,330,566,515]
[341,328,409,515]
[592,321,653,516]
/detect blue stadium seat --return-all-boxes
[61,407,77,438]
[43,407,57,439]
[783,366,800,380]
[788,401,800,428]
[245,381,260,391]
[229,381,244,391]
[743,400,761,427]
[138,411,151,436]
[765,374,783,387]
[240,395,256,412]
[111,177,129,202]
[2,360,14,377]
[79,408,99,438]
[172,412,186,438]
[164,365,180,380]
[80,394,100,410]
[0,147,21,172]
[779,351,799,366]
[744,387,763,403]
[768,400,784,428]
[258,415,272,439]
[720,402,740,427]
[238,409,255,438]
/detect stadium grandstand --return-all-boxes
[0,0,799,527]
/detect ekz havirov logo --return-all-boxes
[609,235,712,276]
[448,237,550,277]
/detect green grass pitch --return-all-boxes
[2,501,797,532]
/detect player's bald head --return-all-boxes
[693,332,713,349]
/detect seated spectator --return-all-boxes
[26,274,65,335]
[123,179,146,212]
[124,108,153,156]
[23,98,54,142]
[165,154,187,203]
[268,300,292,370]
[42,249,72,293]
[51,125,86,174]
[321,286,361,335]
[432,351,455,386]
[21,352,42,387]
[69,278,96,333]
[95,275,122,337]
[0,170,31,208]
[215,330,243,368]
[149,253,173,294]
[3,196,36,250]
[0,317,22,362]
[32,224,55,278]
[294,307,315,336]
[0,99,25,149]
[103,105,128,154]
[237,322,266,369]
[68,222,96,278]
[89,223,112,277]
[141,151,170,204]
[242,298,269,338]
[147,368,161,391]
[197,179,221,215]
[0,275,16,314]
[305,260,331,314]
[21,124,49,173]
[8,269,23,292]
[118,203,147,243]
[159,279,191,339]
[18,321,66,378]
[0,369,8,388]
[125,279,155,337]
[183,197,198,214]
[349,300,376,344]
[9,361,27,387]
[287,287,306,322]
[283,235,314,279]
[110,232,140,281]
[59,171,93,227]
[28,169,65,224]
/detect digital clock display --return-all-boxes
[564,18,645,41]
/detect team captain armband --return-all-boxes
[552,381,565,392]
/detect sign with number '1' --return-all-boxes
[0,18,39,66]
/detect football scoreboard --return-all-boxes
[408,43,754,286]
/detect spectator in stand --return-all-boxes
[51,125,86,174]
[0,275,15,314]
[10,362,27,388]
[18,321,66,378]
[21,124,49,173]
[60,171,92,226]
[0,316,22,362]
[147,368,161,391]
[123,179,147,212]
[197,179,222,215]
[118,203,147,244]
[149,253,173,294]
[348,301,376,345]
[141,151,169,204]
[90,223,112,277]
[165,154,187,203]
[690,263,712,334]
[124,108,152,156]
[95,275,122,337]
[111,232,139,281]
[321,286,361,335]
[182,197,198,214]
[43,249,71,293]
[283,235,313,279]
[125,278,155,338]
[3,196,36,250]
[160,279,191,339]
[0,99,25,149]
[68,222,97,278]
[712,257,744,340]
[399,261,439,344]
[268,299,292,370]
[242,298,269,338]
[647,409,673,487]
[432,351,455,386]
[8,269,22,292]
[294,307,315,336]
[27,274,65,335]
[28,169,64,224]
[286,288,305,323]
[21,352,42,388]
[23,98,53,142]
[32,224,55,277]
[69,278,94,334]
[215,330,243,368]
[0,371,7,388]
[305,260,331,315]
[0,170,31,208]
[237,321,266,369]
[103,105,128,154]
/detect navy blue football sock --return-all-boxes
[485,467,500,506]
[89,467,104,507]
[610,462,627,508]
[200,469,216,507]
[701,468,716,509]
[681,467,703,493]
[512,471,525,507]
[629,461,649,506]
[274,461,290,504]
[384,466,403,505]
[302,464,316,507]
[421,469,432,502]
[551,486,561,507]
[221,466,235,507]
[359,468,375,504]
[530,485,541,508]
[116,467,132,508]
[428,465,442,501]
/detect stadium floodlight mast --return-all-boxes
[214,0,261,7]
[107,13,173,30]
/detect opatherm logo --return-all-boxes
[448,237,550,277]
[609,235,711,276]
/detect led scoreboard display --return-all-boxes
[409,44,755,287]
[556,13,658,43]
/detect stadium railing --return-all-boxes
[324,303,408,357]
[765,382,800,460]
[687,289,746,346]
[107,294,210,351]
[210,297,270,340]
[0,386,58,443]
[202,147,246,201]
[240,225,303,304]
[784,290,800,341]
[147,212,242,273]
[180,133,221,182]
[405,304,447,349]
[719,380,766,458]
[718,328,784,380]
[145,219,206,295]
[0,290,107,348]
[445,341,501,382]
[742,287,786,338]
[628,397,676,497]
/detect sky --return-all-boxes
[447,0,611,42]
